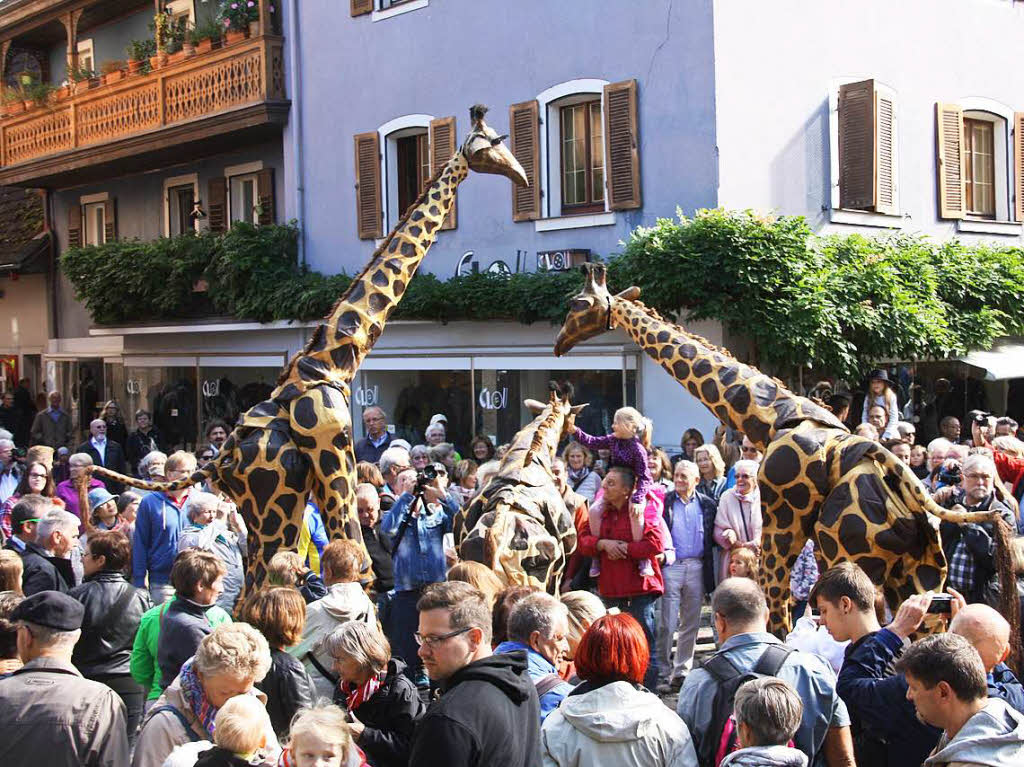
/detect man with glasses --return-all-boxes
[380,462,459,688]
[934,454,1015,604]
[3,495,48,554]
[355,407,393,464]
[409,581,541,767]
[378,445,412,511]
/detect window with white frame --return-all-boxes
[82,201,105,246]
[229,174,259,225]
[165,0,195,24]
[164,173,199,236]
[380,115,433,232]
[76,39,94,75]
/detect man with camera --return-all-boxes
[932,453,1015,604]
[381,461,460,687]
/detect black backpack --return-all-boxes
[699,643,795,767]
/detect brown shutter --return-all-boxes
[208,177,227,233]
[418,133,430,192]
[509,99,540,221]
[430,116,457,230]
[603,79,642,210]
[874,93,897,216]
[351,0,373,16]
[936,103,965,219]
[256,168,275,226]
[103,199,117,242]
[67,205,82,248]
[354,131,382,239]
[838,79,876,211]
[1014,112,1024,222]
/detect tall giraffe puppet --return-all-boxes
[554,263,1018,640]
[454,382,583,592]
[81,105,528,591]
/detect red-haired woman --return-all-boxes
[540,613,697,766]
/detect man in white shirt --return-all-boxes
[76,419,126,493]
[0,439,21,503]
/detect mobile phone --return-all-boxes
[927,594,954,614]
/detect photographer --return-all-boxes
[933,454,1016,605]
[972,416,1024,530]
[380,462,460,688]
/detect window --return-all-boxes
[82,201,105,246]
[833,78,899,217]
[353,0,429,21]
[964,118,995,218]
[395,132,429,216]
[169,185,196,235]
[559,99,604,214]
[229,174,258,225]
[165,0,195,24]
[76,39,94,75]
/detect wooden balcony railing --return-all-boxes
[0,35,286,170]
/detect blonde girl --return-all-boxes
[728,547,759,581]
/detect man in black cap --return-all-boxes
[0,590,129,766]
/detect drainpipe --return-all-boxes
[286,0,306,266]
[45,190,59,339]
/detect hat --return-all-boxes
[390,438,412,452]
[429,413,448,426]
[867,369,892,385]
[11,591,84,631]
[88,487,117,513]
[56,447,70,456]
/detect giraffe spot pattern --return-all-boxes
[692,358,713,378]
[781,483,810,511]
[293,398,318,430]
[700,379,719,403]
[854,473,890,525]
[370,270,389,288]
[726,384,751,415]
[673,360,690,380]
[838,515,870,555]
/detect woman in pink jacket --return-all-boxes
[713,459,762,584]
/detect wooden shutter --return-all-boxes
[430,116,457,230]
[1014,112,1024,222]
[509,99,540,221]
[351,0,373,16]
[354,131,382,239]
[418,133,430,192]
[838,79,876,210]
[603,79,642,210]
[103,199,117,242]
[208,177,227,234]
[936,103,965,219]
[67,205,82,248]
[875,93,897,215]
[256,168,275,226]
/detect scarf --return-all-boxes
[180,657,219,736]
[345,669,385,711]
[568,466,590,489]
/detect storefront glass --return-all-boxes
[197,364,279,443]
[356,369,473,448]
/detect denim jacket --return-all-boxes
[380,491,458,592]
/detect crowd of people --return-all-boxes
[0,371,1022,767]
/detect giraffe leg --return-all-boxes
[760,498,807,638]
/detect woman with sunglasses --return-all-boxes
[0,461,64,538]
[713,459,762,584]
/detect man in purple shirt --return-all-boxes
[656,460,718,693]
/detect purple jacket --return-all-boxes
[573,427,652,504]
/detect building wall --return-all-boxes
[0,273,50,355]
[289,0,718,278]
[48,7,152,82]
[713,0,1024,243]
[53,140,286,339]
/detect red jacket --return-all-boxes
[992,448,1024,494]
[578,494,666,599]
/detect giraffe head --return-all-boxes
[463,104,529,186]
[522,381,586,467]
[554,263,640,356]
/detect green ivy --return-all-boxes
[61,213,1024,380]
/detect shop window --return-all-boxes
[355,369,473,448]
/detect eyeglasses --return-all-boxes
[28,472,47,479]
[414,627,471,648]
[741,447,759,454]
[734,474,754,480]
[964,473,993,482]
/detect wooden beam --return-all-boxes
[258,0,272,35]
[0,39,11,85]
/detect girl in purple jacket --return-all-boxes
[573,406,655,578]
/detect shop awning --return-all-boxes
[959,342,1024,381]
[0,231,50,274]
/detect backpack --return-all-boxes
[700,643,795,767]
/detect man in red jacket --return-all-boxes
[577,465,665,687]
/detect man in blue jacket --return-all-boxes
[131,451,195,604]
[493,591,573,722]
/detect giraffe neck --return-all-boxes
[279,154,469,391]
[611,299,817,449]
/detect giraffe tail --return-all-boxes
[80,459,219,498]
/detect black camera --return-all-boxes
[938,463,962,486]
[415,463,439,493]
[973,411,992,426]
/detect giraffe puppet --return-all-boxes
[554,263,1019,640]
[80,105,528,592]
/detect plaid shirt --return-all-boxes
[947,539,975,594]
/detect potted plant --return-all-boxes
[182,25,196,58]
[220,0,258,43]
[193,17,222,53]
[100,60,126,85]
[1,88,25,117]
[126,39,156,74]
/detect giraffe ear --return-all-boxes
[615,286,641,301]
[570,403,587,415]
[524,399,546,415]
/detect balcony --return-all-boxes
[0,34,288,187]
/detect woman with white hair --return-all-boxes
[713,459,762,583]
[177,491,246,612]
[55,452,104,522]
[133,623,277,767]
[322,621,424,767]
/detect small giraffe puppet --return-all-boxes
[80,105,528,592]
[554,263,1018,642]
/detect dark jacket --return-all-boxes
[21,541,76,596]
[663,489,719,594]
[125,428,163,475]
[939,491,1016,603]
[990,663,1024,714]
[256,648,316,739]
[76,439,127,493]
[408,650,541,767]
[157,597,218,688]
[194,746,255,767]
[354,434,393,465]
[836,628,942,767]
[362,523,394,595]
[68,570,151,678]
[337,658,425,767]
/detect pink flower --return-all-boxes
[269,5,275,11]
[230,2,238,8]
[247,0,254,6]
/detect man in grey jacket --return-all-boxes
[898,632,1024,767]
[0,590,129,766]
[29,391,73,450]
